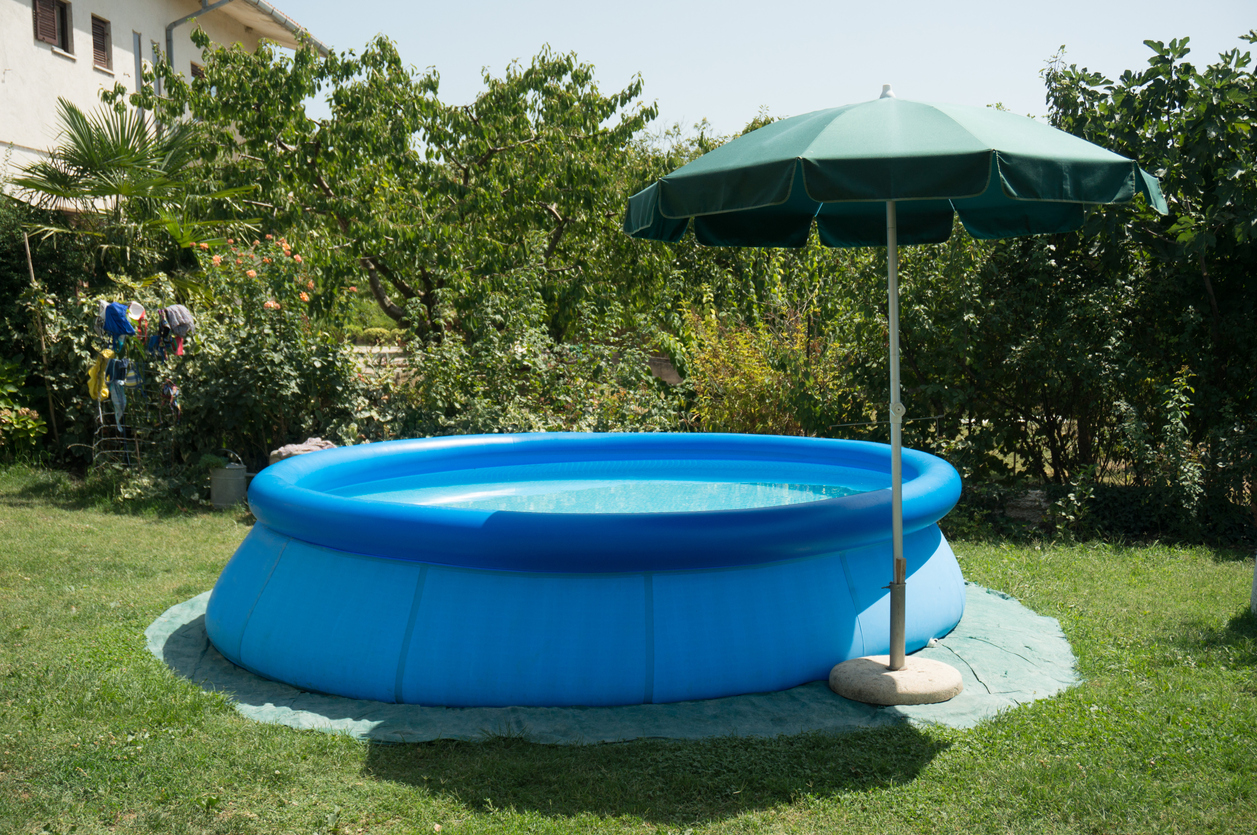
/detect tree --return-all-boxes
[138,31,659,346]
[1045,32,1257,520]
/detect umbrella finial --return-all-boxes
[880,84,896,99]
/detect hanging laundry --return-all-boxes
[146,309,178,360]
[165,304,195,356]
[106,356,129,432]
[93,300,110,337]
[160,380,181,423]
[102,302,135,337]
[146,333,164,360]
[87,349,115,401]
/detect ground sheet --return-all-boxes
[145,583,1077,744]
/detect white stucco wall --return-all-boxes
[1,0,311,181]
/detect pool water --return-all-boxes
[330,458,873,514]
[361,479,859,514]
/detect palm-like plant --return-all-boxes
[13,98,252,277]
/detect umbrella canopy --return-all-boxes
[625,93,1167,246]
[623,90,1168,685]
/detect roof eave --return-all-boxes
[214,0,332,56]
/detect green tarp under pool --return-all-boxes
[146,583,1077,744]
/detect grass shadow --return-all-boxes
[0,464,246,521]
[362,727,950,826]
[1171,605,1257,667]
[1203,544,1257,565]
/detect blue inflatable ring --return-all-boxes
[206,433,965,707]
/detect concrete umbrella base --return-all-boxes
[829,655,964,706]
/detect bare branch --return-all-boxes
[375,259,419,299]
[542,202,569,260]
[366,264,407,323]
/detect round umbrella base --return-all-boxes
[828,655,963,705]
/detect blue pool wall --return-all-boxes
[206,432,965,707]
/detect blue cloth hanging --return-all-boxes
[102,303,135,337]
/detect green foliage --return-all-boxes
[0,191,96,359]
[165,237,373,467]
[684,292,868,437]
[1045,31,1257,523]
[0,355,46,459]
[110,32,692,442]
[195,452,228,472]
[138,31,659,347]
[10,99,253,278]
[403,303,684,436]
[355,326,402,346]
[1117,369,1204,509]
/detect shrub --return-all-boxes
[0,355,46,460]
[169,238,373,468]
[357,326,401,346]
[402,298,685,437]
[683,304,869,437]
[15,236,391,478]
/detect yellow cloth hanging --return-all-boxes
[87,349,115,401]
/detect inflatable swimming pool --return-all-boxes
[205,433,965,707]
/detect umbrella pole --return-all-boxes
[887,200,907,672]
[829,199,963,702]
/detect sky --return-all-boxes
[285,0,1253,136]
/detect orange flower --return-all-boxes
[263,299,280,310]
[293,254,303,264]
[252,239,260,247]
[198,242,209,251]
[299,291,310,302]
[246,269,257,278]
[262,257,272,264]
[235,258,242,265]
[306,279,314,289]
[211,255,222,266]
[226,238,234,245]
[265,233,273,240]
[348,286,357,293]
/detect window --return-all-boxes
[132,32,143,92]
[32,0,73,53]
[190,62,205,80]
[91,16,111,69]
[151,41,162,96]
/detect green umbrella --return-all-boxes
[625,87,1168,692]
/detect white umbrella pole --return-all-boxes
[826,198,961,706]
[886,200,907,671]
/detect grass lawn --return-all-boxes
[1,465,1255,835]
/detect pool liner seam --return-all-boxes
[394,564,429,704]
[234,536,289,664]
[837,550,867,656]
[643,572,655,705]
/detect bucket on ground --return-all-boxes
[211,450,249,509]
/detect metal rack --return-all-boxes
[90,339,181,470]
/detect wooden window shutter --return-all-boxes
[92,17,110,68]
[33,0,58,45]
[191,62,205,80]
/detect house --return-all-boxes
[1,0,328,177]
